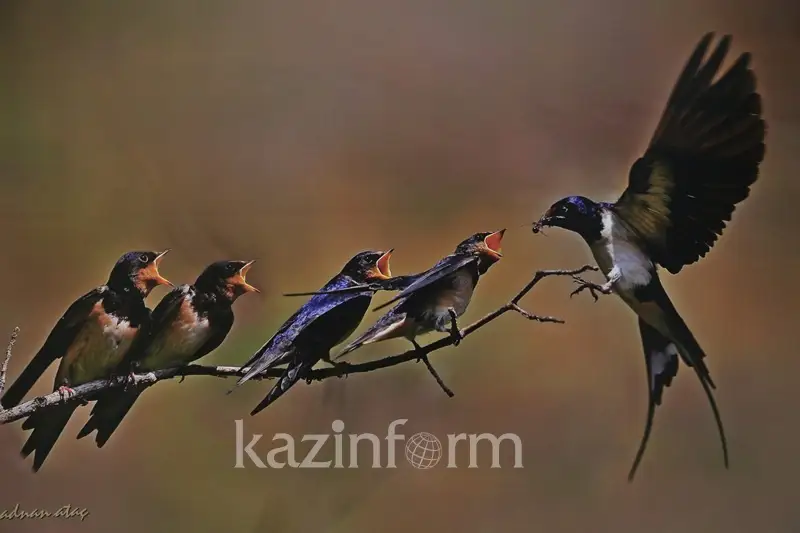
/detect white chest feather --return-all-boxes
[163,316,211,357]
[61,308,137,386]
[101,315,135,349]
[590,210,654,293]
[140,295,213,371]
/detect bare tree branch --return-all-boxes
[0,265,596,425]
[0,327,19,402]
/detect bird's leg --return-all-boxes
[409,339,454,398]
[569,278,612,301]
[411,339,425,362]
[434,309,462,345]
[109,362,140,391]
[57,385,76,401]
[321,352,351,371]
[121,366,139,391]
[178,365,192,384]
[446,308,463,346]
[124,371,137,390]
[570,267,618,302]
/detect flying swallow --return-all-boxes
[236,250,395,415]
[336,230,504,360]
[77,260,258,447]
[3,250,172,471]
[532,33,765,480]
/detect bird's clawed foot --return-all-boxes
[122,372,137,391]
[330,361,353,374]
[447,308,463,346]
[322,355,352,372]
[57,386,76,401]
[570,276,613,302]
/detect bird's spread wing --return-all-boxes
[628,318,680,481]
[237,276,372,385]
[1,287,107,408]
[372,255,476,311]
[614,33,765,274]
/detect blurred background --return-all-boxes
[0,0,798,531]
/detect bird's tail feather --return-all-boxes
[628,318,680,482]
[664,309,729,470]
[235,345,291,388]
[250,360,313,415]
[668,317,715,388]
[335,313,407,360]
[2,351,55,408]
[77,389,141,447]
[691,362,729,470]
[21,403,79,472]
[334,339,367,360]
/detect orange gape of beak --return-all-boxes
[482,229,505,259]
[371,249,394,280]
[140,249,174,292]
[232,260,260,294]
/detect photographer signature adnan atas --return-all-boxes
[0,504,89,521]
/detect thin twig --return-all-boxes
[0,265,596,425]
[419,355,455,397]
[0,327,19,404]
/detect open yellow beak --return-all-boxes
[371,249,393,280]
[234,260,260,293]
[148,249,174,288]
[482,230,505,259]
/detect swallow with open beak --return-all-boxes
[2,250,172,471]
[77,260,259,447]
[336,231,504,365]
[236,250,395,415]
[532,34,765,480]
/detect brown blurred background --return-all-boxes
[0,0,798,531]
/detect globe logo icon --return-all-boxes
[405,432,443,469]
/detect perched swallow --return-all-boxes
[77,260,258,447]
[2,250,172,471]
[336,230,504,359]
[532,34,765,480]
[237,250,395,415]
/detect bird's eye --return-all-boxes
[228,264,238,274]
[139,254,149,263]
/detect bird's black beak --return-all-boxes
[532,208,562,234]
